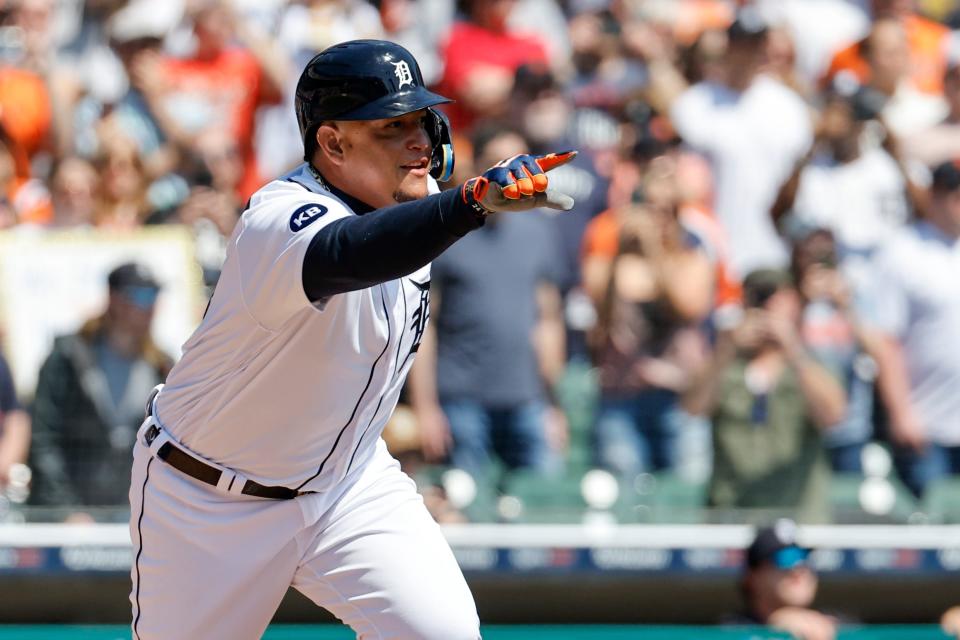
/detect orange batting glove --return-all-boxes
[461,150,578,215]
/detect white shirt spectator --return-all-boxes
[873,222,960,446]
[791,146,908,251]
[758,0,870,82]
[882,82,949,138]
[671,74,813,276]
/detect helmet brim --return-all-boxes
[331,87,452,121]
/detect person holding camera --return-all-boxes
[684,270,847,523]
[790,230,882,473]
[870,161,960,498]
[589,155,714,478]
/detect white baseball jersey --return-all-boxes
[130,164,479,639]
[154,163,433,495]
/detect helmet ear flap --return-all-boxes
[426,108,455,182]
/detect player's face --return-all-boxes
[338,111,432,208]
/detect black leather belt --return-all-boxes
[143,423,312,500]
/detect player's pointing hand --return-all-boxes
[461,150,578,215]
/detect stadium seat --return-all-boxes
[648,472,708,524]
[829,473,868,524]
[554,360,599,475]
[500,470,589,523]
[829,473,923,524]
[922,477,960,524]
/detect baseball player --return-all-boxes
[128,39,576,640]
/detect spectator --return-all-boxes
[378,0,450,86]
[258,0,385,176]
[55,0,180,160]
[906,62,960,166]
[508,64,609,305]
[0,124,51,227]
[586,155,714,478]
[0,354,31,495]
[684,269,846,523]
[135,0,288,200]
[29,262,172,512]
[872,161,960,497]
[91,133,154,230]
[757,0,870,88]
[765,24,811,99]
[409,126,566,482]
[95,11,174,169]
[857,18,946,138]
[48,156,97,228]
[0,63,52,163]
[791,230,880,473]
[566,8,648,115]
[169,128,245,289]
[0,0,56,149]
[438,0,550,130]
[823,0,949,96]
[643,8,813,276]
[771,85,920,311]
[276,0,383,64]
[735,519,839,640]
[631,0,733,48]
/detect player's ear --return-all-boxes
[316,123,345,165]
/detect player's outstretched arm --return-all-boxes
[302,150,578,302]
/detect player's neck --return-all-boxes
[307,163,375,214]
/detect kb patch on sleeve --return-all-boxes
[289,202,329,232]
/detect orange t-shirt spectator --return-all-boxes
[161,48,275,200]
[0,65,53,225]
[823,13,948,95]
[155,5,282,201]
[0,65,52,159]
[0,124,51,227]
[438,0,548,130]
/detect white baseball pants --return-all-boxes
[128,438,480,639]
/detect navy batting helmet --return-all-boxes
[295,39,455,181]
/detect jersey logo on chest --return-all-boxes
[409,279,430,354]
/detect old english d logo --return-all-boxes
[409,279,430,353]
[392,60,414,89]
[289,203,328,232]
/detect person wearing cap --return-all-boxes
[29,262,171,511]
[126,38,575,639]
[683,269,846,523]
[870,160,960,497]
[640,7,813,277]
[737,519,838,640]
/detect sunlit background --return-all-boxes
[0,0,960,637]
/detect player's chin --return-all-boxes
[392,171,429,203]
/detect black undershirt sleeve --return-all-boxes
[302,187,484,302]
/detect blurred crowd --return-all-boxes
[0,0,959,525]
